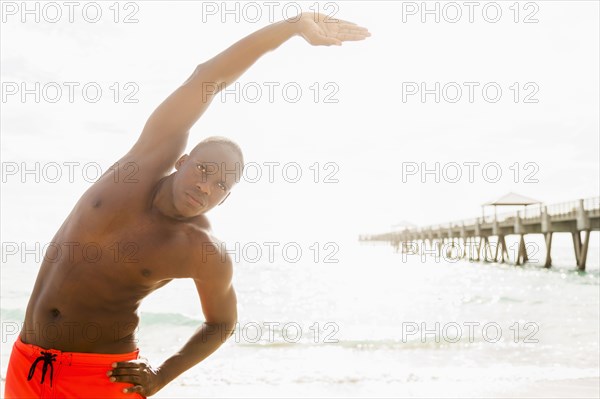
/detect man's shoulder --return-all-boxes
[186,228,222,253]
[185,228,232,279]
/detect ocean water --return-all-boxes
[1,235,598,398]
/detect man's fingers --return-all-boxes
[124,385,145,395]
[336,19,358,26]
[108,368,140,376]
[340,25,370,34]
[112,361,143,368]
[338,33,370,41]
[111,375,143,384]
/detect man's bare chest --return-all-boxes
[51,201,195,283]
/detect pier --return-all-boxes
[360,196,600,271]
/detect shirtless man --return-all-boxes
[4,12,370,397]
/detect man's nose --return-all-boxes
[196,181,210,196]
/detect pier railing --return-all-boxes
[408,197,599,233]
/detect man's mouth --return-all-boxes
[186,193,205,208]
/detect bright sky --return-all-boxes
[1,1,599,245]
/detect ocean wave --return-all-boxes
[139,311,201,327]
[0,309,201,327]
[234,338,492,350]
[0,308,25,321]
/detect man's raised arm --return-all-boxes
[128,16,300,171]
[128,13,370,171]
[200,11,370,92]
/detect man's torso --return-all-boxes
[20,157,209,353]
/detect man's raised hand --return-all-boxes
[294,12,371,47]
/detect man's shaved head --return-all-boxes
[191,136,244,171]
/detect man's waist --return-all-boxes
[20,316,140,354]
[14,335,141,366]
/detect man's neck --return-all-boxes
[151,174,187,221]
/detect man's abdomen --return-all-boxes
[21,259,143,354]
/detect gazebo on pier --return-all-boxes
[480,192,543,265]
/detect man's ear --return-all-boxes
[175,154,188,170]
[218,192,231,206]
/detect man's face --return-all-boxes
[172,143,242,217]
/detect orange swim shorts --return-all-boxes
[4,336,146,399]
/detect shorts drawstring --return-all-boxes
[27,351,57,387]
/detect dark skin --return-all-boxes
[19,12,370,396]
